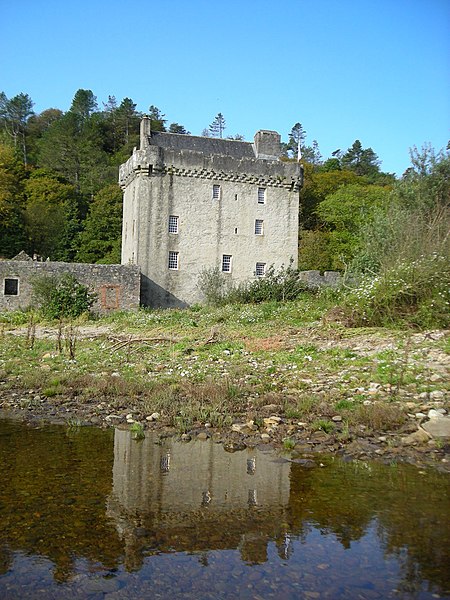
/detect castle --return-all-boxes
[119,118,303,308]
[0,119,303,312]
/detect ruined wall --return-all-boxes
[120,133,302,308]
[0,260,141,313]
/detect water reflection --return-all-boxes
[0,418,449,599]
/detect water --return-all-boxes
[0,418,449,599]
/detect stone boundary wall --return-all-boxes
[0,260,141,314]
[298,270,343,288]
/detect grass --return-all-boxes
[0,295,448,438]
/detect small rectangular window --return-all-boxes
[255,263,266,277]
[255,219,264,235]
[168,251,179,270]
[258,187,266,204]
[168,215,179,233]
[4,278,19,296]
[222,254,232,273]
[212,184,221,199]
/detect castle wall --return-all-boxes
[0,260,141,313]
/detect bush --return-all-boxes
[31,274,96,319]
[198,262,311,306]
[229,263,309,304]
[342,254,450,328]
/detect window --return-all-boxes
[222,254,232,273]
[168,251,179,270]
[255,263,266,277]
[168,215,179,233]
[4,278,19,296]
[255,219,264,235]
[258,187,266,204]
[212,184,221,199]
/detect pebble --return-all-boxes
[428,409,444,419]
[332,415,342,422]
[146,412,160,421]
[197,432,209,440]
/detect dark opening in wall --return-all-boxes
[4,278,19,296]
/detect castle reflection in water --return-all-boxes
[107,429,293,570]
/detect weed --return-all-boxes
[311,419,335,434]
[283,437,296,450]
[130,422,145,440]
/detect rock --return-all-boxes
[332,415,342,422]
[263,416,282,426]
[105,414,122,421]
[415,412,427,419]
[180,433,191,442]
[428,409,444,419]
[146,412,160,421]
[126,417,135,424]
[260,433,271,442]
[402,429,430,445]
[378,436,387,442]
[224,440,246,452]
[363,400,372,406]
[196,432,209,440]
[261,403,279,412]
[422,417,450,439]
[430,390,445,400]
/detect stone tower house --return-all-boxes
[119,117,302,308]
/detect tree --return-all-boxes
[169,123,190,134]
[76,184,123,263]
[0,143,27,257]
[26,108,64,164]
[341,140,381,177]
[0,92,34,164]
[209,113,226,138]
[285,122,306,159]
[70,89,98,123]
[148,105,166,131]
[23,170,81,260]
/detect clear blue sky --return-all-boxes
[1,0,449,176]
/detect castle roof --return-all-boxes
[149,131,256,160]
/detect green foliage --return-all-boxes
[342,254,450,328]
[0,142,27,257]
[229,263,309,304]
[23,170,81,260]
[130,422,145,440]
[76,184,123,263]
[209,113,226,138]
[198,263,310,306]
[197,267,232,305]
[31,274,96,320]
[298,230,334,271]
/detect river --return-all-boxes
[0,418,449,599]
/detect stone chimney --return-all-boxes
[140,116,151,150]
[253,130,281,160]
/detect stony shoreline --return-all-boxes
[2,392,449,473]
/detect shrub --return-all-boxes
[32,274,96,320]
[342,254,450,328]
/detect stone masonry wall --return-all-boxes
[0,260,141,313]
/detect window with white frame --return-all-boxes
[212,184,221,199]
[255,219,264,235]
[222,254,232,273]
[168,215,179,233]
[255,262,266,277]
[168,251,179,270]
[257,187,266,204]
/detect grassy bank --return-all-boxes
[1,295,448,451]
